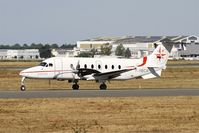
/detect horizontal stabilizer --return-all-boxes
[141,69,162,79]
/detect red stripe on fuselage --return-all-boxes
[138,56,147,67]
[125,56,147,68]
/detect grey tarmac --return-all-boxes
[0,89,199,99]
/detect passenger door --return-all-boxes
[54,58,63,78]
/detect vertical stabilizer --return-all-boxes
[146,42,174,68]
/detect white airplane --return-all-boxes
[19,42,173,91]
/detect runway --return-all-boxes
[1,89,199,99]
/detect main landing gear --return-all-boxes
[72,84,79,90]
[70,80,107,90]
[72,83,107,90]
[100,83,107,90]
[72,79,79,90]
[20,77,26,91]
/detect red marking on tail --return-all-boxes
[155,47,166,60]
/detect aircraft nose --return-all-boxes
[19,69,28,77]
[19,66,41,78]
[19,67,34,77]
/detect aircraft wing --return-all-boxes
[93,69,134,80]
[77,68,134,80]
[77,68,100,77]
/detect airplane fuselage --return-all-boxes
[20,57,153,80]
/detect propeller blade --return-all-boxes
[70,64,75,70]
[76,60,80,70]
[70,60,80,75]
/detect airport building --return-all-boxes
[111,36,163,58]
[171,35,199,60]
[51,47,80,57]
[0,49,40,60]
[76,35,199,59]
[77,39,114,52]
[178,41,199,60]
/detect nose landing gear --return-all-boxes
[20,77,26,91]
[20,85,26,91]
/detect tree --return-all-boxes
[51,43,59,49]
[115,44,125,56]
[125,48,131,58]
[36,43,43,49]
[0,45,10,49]
[30,43,37,49]
[100,43,112,55]
[76,52,92,57]
[91,48,98,57]
[13,43,21,49]
[22,44,29,49]
[39,44,53,58]
[60,44,76,49]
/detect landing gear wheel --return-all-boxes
[100,84,107,90]
[20,85,26,91]
[72,84,79,90]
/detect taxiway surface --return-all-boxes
[0,89,199,99]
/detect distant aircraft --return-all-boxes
[19,42,173,91]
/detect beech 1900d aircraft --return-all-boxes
[19,42,173,91]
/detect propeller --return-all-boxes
[70,60,80,73]
[70,60,82,77]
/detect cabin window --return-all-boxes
[105,65,108,69]
[84,64,87,69]
[91,64,94,69]
[118,65,121,69]
[112,65,114,69]
[98,65,101,69]
[49,63,53,67]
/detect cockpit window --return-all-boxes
[39,62,47,67]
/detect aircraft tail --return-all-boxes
[145,42,173,68]
[136,42,174,79]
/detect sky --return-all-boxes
[0,0,198,45]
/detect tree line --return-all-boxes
[0,43,76,49]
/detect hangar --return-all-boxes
[0,49,40,60]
